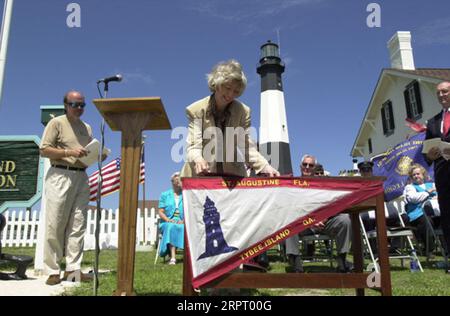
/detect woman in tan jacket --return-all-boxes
[180,59,279,178]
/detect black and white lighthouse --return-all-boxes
[257,41,292,175]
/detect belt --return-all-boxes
[52,164,86,172]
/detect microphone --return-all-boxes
[97,74,123,84]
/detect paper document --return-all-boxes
[422,138,450,160]
[78,139,111,167]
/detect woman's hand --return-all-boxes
[194,158,210,175]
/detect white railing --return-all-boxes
[1,208,159,250]
[0,209,39,248]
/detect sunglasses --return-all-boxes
[302,163,315,168]
[67,102,86,109]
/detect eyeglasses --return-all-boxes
[66,102,86,109]
[302,163,315,168]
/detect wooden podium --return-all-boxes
[94,97,171,296]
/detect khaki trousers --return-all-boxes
[44,167,90,275]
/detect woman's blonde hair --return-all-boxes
[207,59,247,96]
[408,163,431,182]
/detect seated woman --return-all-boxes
[404,164,438,253]
[158,172,184,264]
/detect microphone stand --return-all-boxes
[93,81,109,296]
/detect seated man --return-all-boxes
[285,155,353,273]
[314,164,325,176]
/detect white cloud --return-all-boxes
[187,0,324,23]
[256,0,323,18]
[283,56,293,66]
[120,71,155,86]
[416,18,450,45]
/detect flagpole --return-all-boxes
[141,136,146,244]
[0,0,14,106]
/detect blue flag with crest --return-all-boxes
[372,132,434,201]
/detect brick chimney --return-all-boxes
[387,31,415,70]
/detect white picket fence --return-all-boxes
[1,208,160,250]
[0,209,39,248]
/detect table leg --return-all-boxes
[375,193,392,296]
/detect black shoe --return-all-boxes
[445,269,450,274]
[336,261,354,273]
[285,266,304,273]
[286,254,304,273]
[255,253,270,268]
[243,259,267,273]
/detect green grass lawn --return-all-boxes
[2,247,449,296]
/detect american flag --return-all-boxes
[88,156,145,202]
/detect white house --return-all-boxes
[351,31,450,160]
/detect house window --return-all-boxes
[368,138,373,154]
[381,100,395,136]
[404,81,423,120]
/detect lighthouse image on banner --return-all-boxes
[257,41,293,175]
[198,196,238,260]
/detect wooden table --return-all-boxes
[182,178,391,296]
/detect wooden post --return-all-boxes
[114,113,147,296]
[183,229,198,296]
[350,211,365,296]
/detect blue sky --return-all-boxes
[0,0,449,209]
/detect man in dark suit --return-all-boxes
[425,81,450,273]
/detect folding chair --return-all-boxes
[153,231,163,265]
[153,219,167,265]
[299,233,335,268]
[359,196,423,273]
[153,219,184,265]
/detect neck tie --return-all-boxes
[444,110,450,136]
